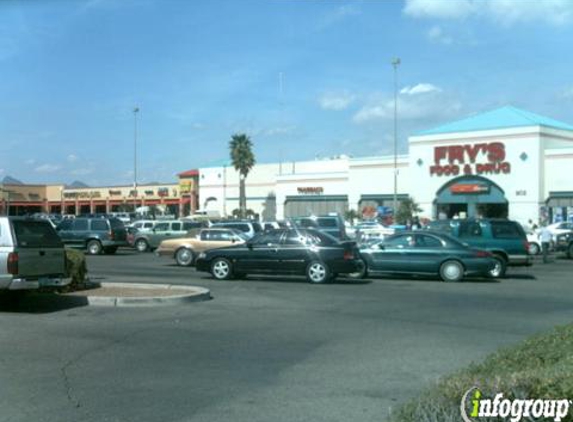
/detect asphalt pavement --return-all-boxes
[1,250,572,422]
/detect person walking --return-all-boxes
[539,225,552,264]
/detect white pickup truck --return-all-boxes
[0,217,69,291]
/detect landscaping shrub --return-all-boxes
[390,324,573,422]
[63,248,88,291]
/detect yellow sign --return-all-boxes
[179,179,194,194]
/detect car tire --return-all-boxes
[489,255,507,278]
[439,260,464,282]
[348,259,368,280]
[306,261,330,284]
[211,258,233,280]
[104,246,118,255]
[135,239,149,253]
[175,248,195,267]
[87,240,103,255]
[528,242,540,256]
[567,243,573,259]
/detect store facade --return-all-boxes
[198,106,573,225]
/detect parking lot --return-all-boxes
[2,250,573,422]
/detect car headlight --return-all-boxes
[197,252,207,259]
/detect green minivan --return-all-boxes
[425,218,532,277]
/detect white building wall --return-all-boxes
[347,155,410,212]
[198,125,573,224]
[408,127,543,224]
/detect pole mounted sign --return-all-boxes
[429,142,511,177]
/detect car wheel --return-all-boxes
[489,255,507,278]
[211,258,233,280]
[306,261,330,284]
[348,259,368,279]
[87,240,103,255]
[439,260,464,282]
[175,248,195,267]
[528,242,540,256]
[135,239,149,253]
[567,243,573,259]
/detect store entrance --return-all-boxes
[434,176,508,219]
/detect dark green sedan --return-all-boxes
[352,231,496,282]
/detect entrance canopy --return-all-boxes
[435,175,508,218]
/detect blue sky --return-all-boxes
[2,0,573,186]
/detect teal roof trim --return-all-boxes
[416,106,573,136]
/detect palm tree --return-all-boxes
[229,133,256,218]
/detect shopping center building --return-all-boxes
[199,106,573,225]
[2,106,573,225]
[0,170,199,217]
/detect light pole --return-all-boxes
[133,106,139,212]
[391,57,400,219]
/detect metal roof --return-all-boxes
[416,106,573,136]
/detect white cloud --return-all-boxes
[318,4,361,29]
[404,0,474,20]
[353,90,461,123]
[560,87,573,100]
[427,25,454,44]
[35,164,61,173]
[70,168,94,176]
[67,154,78,163]
[400,83,442,95]
[318,92,356,110]
[403,0,573,26]
[25,158,36,165]
[264,126,296,136]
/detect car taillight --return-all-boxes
[523,240,529,251]
[7,252,18,275]
[474,250,491,258]
[343,250,354,260]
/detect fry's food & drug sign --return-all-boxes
[430,142,511,176]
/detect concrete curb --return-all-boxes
[66,282,211,307]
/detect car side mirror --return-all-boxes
[378,244,385,250]
[247,241,253,249]
[231,238,236,243]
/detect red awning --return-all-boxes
[178,169,199,177]
[5,202,44,207]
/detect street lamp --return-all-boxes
[133,106,139,212]
[391,57,400,218]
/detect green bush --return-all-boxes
[390,324,573,422]
[63,248,88,291]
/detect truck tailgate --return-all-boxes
[11,220,67,279]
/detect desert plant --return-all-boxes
[63,248,88,291]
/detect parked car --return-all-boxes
[109,212,131,224]
[350,231,496,282]
[354,221,395,243]
[0,217,70,292]
[291,215,348,240]
[132,220,203,252]
[195,228,363,283]
[156,228,249,266]
[211,220,263,239]
[56,217,128,255]
[425,218,531,277]
[128,219,158,231]
[537,221,573,242]
[554,231,573,258]
[525,230,541,255]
